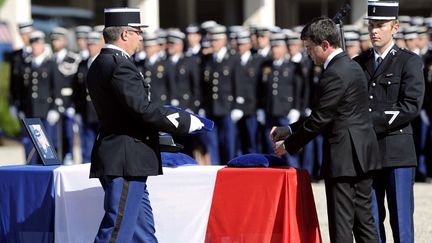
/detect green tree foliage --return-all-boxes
[0,62,21,137]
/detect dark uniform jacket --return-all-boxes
[201,50,236,117]
[232,53,261,115]
[166,55,201,112]
[53,50,81,113]
[354,45,425,168]
[261,59,303,117]
[422,49,432,119]
[8,48,31,108]
[73,58,98,124]
[285,52,381,179]
[86,48,192,178]
[19,55,59,118]
[136,57,174,107]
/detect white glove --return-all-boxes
[420,109,430,125]
[198,108,206,118]
[47,110,60,125]
[189,115,204,133]
[18,111,26,120]
[9,106,18,119]
[287,109,300,124]
[230,109,244,123]
[66,107,76,118]
[74,113,83,125]
[305,108,312,117]
[257,109,266,125]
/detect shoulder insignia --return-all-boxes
[390,49,397,56]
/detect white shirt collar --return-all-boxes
[213,47,227,62]
[105,44,130,58]
[374,41,394,62]
[258,46,271,57]
[54,48,67,63]
[324,48,343,70]
[170,53,182,64]
[273,58,284,66]
[87,54,98,69]
[148,54,159,65]
[32,52,47,67]
[240,51,251,65]
[291,52,303,63]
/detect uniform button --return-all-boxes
[272,90,278,96]
[32,72,38,78]
[32,79,38,84]
[42,72,48,78]
[274,71,279,76]
[23,73,29,79]
[32,85,38,91]
[161,94,167,100]
[228,95,233,101]
[400,129,403,133]
[183,94,189,100]
[47,97,53,103]
[145,78,151,82]
[32,92,38,98]
[369,108,372,112]
[272,83,278,88]
[213,72,219,78]
[212,86,218,92]
[372,82,376,87]
[146,136,150,140]
[86,95,91,101]
[145,71,151,76]
[387,81,391,85]
[274,77,279,82]
[287,97,294,102]
[212,79,219,85]
[369,95,373,100]
[212,94,218,99]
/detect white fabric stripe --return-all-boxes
[367,16,397,20]
[368,2,399,7]
[54,164,224,243]
[104,8,140,13]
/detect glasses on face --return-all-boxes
[127,29,143,36]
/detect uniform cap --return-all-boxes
[76,25,92,38]
[256,27,270,37]
[344,31,360,45]
[366,1,399,20]
[143,31,159,47]
[236,30,251,44]
[29,30,46,42]
[208,25,227,40]
[93,25,105,33]
[286,31,301,44]
[185,24,200,34]
[404,26,418,40]
[200,20,218,31]
[167,30,185,43]
[411,16,424,26]
[18,20,33,33]
[50,27,68,39]
[104,8,148,28]
[359,27,370,41]
[87,31,102,44]
[270,32,286,46]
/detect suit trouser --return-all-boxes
[95,176,158,243]
[325,175,378,243]
[202,115,235,165]
[371,167,415,243]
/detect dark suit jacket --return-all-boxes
[354,45,424,167]
[86,48,192,178]
[285,52,381,179]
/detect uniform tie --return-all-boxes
[375,57,383,70]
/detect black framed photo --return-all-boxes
[21,118,61,165]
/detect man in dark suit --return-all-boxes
[353,2,425,242]
[271,17,381,243]
[86,8,204,243]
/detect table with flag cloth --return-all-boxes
[0,164,321,243]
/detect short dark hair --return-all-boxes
[300,17,341,48]
[103,26,125,44]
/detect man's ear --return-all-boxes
[120,30,128,41]
[321,40,330,51]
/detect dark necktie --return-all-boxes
[375,57,383,70]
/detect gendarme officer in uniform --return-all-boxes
[87,8,204,242]
[354,2,425,242]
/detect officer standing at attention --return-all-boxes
[50,27,81,163]
[8,21,34,120]
[19,31,60,163]
[87,8,203,242]
[354,2,425,242]
[201,25,236,165]
[231,29,261,154]
[73,31,103,163]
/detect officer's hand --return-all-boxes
[230,109,244,123]
[47,110,60,125]
[171,99,180,107]
[273,140,287,157]
[9,106,18,119]
[256,109,266,125]
[269,126,292,143]
[66,107,76,118]
[287,109,300,124]
[189,115,204,133]
[198,108,206,118]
